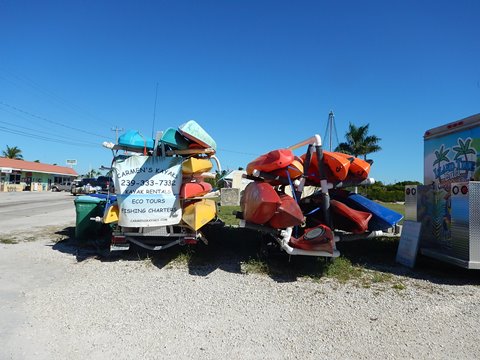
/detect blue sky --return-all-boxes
[1,0,479,183]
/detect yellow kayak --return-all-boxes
[182,199,216,230]
[182,157,213,174]
[103,204,119,224]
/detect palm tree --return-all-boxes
[335,123,381,160]
[433,145,450,179]
[453,138,476,175]
[2,145,23,160]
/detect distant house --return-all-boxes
[0,158,78,192]
[223,170,252,191]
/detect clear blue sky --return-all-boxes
[1,0,479,183]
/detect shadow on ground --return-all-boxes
[50,225,480,286]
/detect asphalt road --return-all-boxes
[0,191,76,236]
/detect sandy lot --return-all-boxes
[1,192,480,359]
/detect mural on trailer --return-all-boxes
[423,128,480,249]
[425,133,480,188]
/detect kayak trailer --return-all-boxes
[237,134,403,258]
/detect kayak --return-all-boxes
[182,199,216,230]
[289,224,335,253]
[269,156,304,181]
[179,120,217,150]
[180,180,212,199]
[182,157,213,174]
[246,149,295,175]
[161,127,191,150]
[330,199,371,234]
[241,182,281,224]
[301,150,351,183]
[331,189,403,231]
[335,152,370,180]
[268,192,304,229]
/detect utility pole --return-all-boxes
[111,126,124,143]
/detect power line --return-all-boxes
[0,101,110,139]
[0,67,111,127]
[0,118,100,146]
[0,126,98,148]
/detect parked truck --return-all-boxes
[405,113,480,268]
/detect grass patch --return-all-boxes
[392,282,406,291]
[242,257,269,274]
[323,257,363,283]
[170,248,194,265]
[217,205,241,226]
[0,237,18,244]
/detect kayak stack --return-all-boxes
[104,120,219,233]
[240,146,403,255]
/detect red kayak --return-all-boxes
[180,181,213,199]
[289,224,334,253]
[268,192,304,229]
[247,149,295,175]
[330,199,371,234]
[241,182,281,224]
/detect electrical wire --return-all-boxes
[0,101,110,138]
[0,126,98,148]
[0,67,111,127]
[0,118,100,146]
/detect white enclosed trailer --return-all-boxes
[405,113,480,268]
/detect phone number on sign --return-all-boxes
[120,179,177,187]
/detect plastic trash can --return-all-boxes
[74,195,106,241]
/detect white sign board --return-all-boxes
[112,156,183,227]
[0,167,13,174]
[66,159,77,165]
[396,221,422,268]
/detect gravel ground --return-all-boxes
[1,224,480,360]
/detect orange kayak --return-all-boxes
[241,182,281,224]
[335,153,370,180]
[301,151,350,183]
[269,156,304,180]
[247,149,294,175]
[268,192,304,229]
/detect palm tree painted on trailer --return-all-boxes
[335,123,381,160]
[2,145,23,160]
[432,145,450,180]
[452,138,476,176]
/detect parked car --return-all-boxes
[51,181,74,192]
[71,178,99,195]
[96,176,114,193]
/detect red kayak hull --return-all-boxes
[247,149,295,175]
[289,224,334,253]
[268,193,304,229]
[241,182,281,224]
[330,199,372,234]
[180,181,212,199]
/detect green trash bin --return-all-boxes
[74,195,106,242]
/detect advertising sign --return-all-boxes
[66,159,77,166]
[112,156,183,227]
[396,221,422,268]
